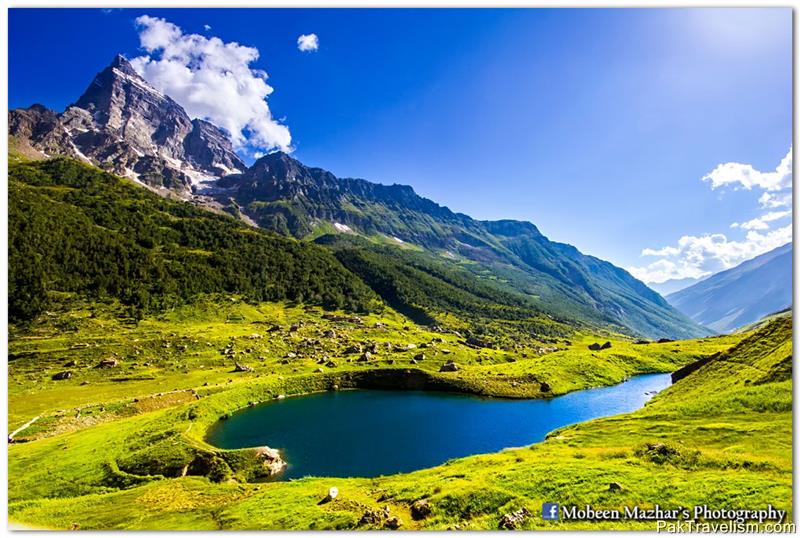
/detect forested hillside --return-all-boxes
[9,159,378,322]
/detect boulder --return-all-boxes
[64,360,78,367]
[439,361,458,372]
[413,353,426,361]
[411,499,432,520]
[254,446,287,476]
[608,482,623,492]
[357,352,372,362]
[588,343,602,351]
[385,516,402,530]
[52,371,72,381]
[96,359,118,368]
[539,381,551,392]
[359,509,381,526]
[498,507,530,530]
[233,362,253,372]
[600,341,612,350]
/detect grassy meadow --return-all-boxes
[7,295,790,530]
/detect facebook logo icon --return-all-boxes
[542,503,559,520]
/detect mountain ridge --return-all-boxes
[667,242,792,333]
[9,55,708,339]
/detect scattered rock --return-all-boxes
[96,359,118,368]
[323,329,336,338]
[411,499,432,520]
[657,338,674,344]
[439,361,458,372]
[64,360,78,367]
[289,324,300,333]
[359,509,380,526]
[314,368,324,374]
[600,341,612,350]
[608,482,623,492]
[588,343,602,351]
[358,352,372,362]
[233,362,253,372]
[413,353,426,361]
[385,517,402,530]
[499,507,530,530]
[634,340,650,345]
[539,381,551,392]
[52,371,72,381]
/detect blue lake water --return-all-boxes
[206,373,672,479]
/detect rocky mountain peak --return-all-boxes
[10,54,246,193]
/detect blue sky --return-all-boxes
[9,8,792,283]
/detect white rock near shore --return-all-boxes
[254,446,287,476]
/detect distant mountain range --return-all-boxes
[8,55,709,340]
[648,276,706,296]
[666,243,792,333]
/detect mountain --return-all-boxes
[648,276,705,296]
[666,243,792,333]
[8,55,708,340]
[9,55,244,193]
[9,158,376,323]
[215,152,708,339]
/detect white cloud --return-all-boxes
[731,210,791,231]
[702,147,792,191]
[629,147,792,283]
[131,15,291,153]
[628,225,791,284]
[203,24,212,31]
[759,191,792,209]
[297,33,319,52]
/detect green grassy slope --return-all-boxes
[8,302,786,530]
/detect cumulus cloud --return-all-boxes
[203,24,212,31]
[702,147,792,191]
[628,226,791,284]
[297,33,319,52]
[130,15,291,154]
[629,148,792,284]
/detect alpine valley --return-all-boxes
[7,55,792,531]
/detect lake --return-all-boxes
[206,373,671,479]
